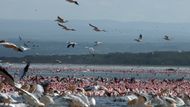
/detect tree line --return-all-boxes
[1,51,190,66]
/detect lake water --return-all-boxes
[1,63,190,107]
[2,63,190,80]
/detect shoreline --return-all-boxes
[2,63,190,80]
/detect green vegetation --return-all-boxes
[1,51,190,66]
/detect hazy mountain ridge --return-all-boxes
[1,51,190,66]
[1,19,190,42]
[1,19,190,57]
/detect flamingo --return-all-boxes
[66,0,79,5]
[58,23,76,31]
[114,94,138,102]
[0,66,14,86]
[173,96,185,106]
[15,86,45,107]
[85,47,95,56]
[89,24,106,32]
[67,41,78,48]
[182,94,190,106]
[40,95,55,107]
[55,60,62,64]
[63,93,96,107]
[55,16,69,23]
[83,85,100,91]
[163,35,171,41]
[134,34,143,42]
[20,46,30,51]
[19,61,30,80]
[94,41,103,46]
[0,93,14,106]
[127,93,152,107]
[0,40,23,52]
[19,36,22,41]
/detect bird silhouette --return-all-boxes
[55,60,62,64]
[55,16,69,23]
[19,61,30,80]
[58,23,76,31]
[89,24,106,32]
[163,35,171,41]
[66,0,79,5]
[19,36,22,41]
[134,34,143,42]
[0,40,23,52]
[67,41,78,48]
[0,66,14,86]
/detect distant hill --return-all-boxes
[1,51,190,66]
[1,19,190,43]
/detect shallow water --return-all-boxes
[1,63,190,107]
[3,63,190,80]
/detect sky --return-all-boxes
[0,0,190,23]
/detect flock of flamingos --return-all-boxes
[0,0,188,107]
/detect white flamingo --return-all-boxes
[0,40,23,52]
[94,41,103,46]
[63,93,96,107]
[15,86,45,107]
[85,47,95,56]
[20,46,30,51]
[40,95,55,107]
